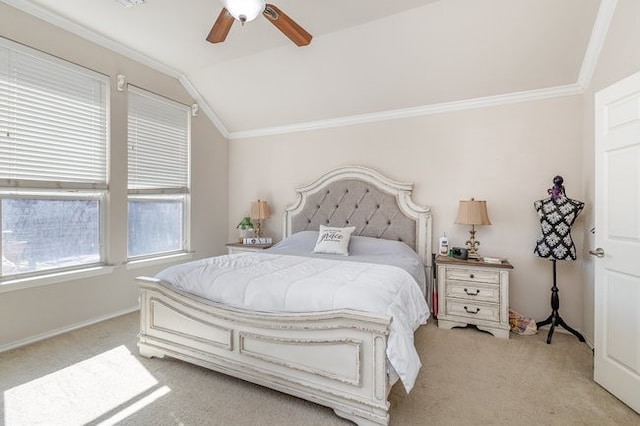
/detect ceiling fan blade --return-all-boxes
[207,8,235,43]
[263,4,312,46]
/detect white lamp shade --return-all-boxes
[222,0,266,22]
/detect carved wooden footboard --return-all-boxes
[137,276,393,426]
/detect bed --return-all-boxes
[136,166,433,425]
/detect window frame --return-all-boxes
[0,36,110,287]
[126,86,191,261]
[127,193,191,261]
[0,188,107,282]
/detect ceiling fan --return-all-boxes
[206,0,312,46]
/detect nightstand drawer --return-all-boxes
[446,282,499,303]
[445,268,499,284]
[445,300,500,322]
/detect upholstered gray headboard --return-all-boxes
[283,166,432,268]
[290,178,417,248]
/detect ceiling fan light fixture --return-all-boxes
[222,0,266,23]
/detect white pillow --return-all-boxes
[314,225,356,256]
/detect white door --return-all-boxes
[593,71,640,414]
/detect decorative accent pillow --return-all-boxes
[313,225,356,256]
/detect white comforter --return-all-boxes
[156,252,430,392]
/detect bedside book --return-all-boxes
[243,237,272,245]
[482,256,507,264]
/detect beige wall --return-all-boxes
[0,4,229,349]
[230,1,640,342]
[581,0,640,342]
[229,95,586,329]
[4,0,638,350]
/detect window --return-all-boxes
[127,86,190,259]
[0,38,108,281]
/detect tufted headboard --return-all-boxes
[283,166,433,270]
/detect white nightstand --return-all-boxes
[435,255,513,339]
[226,242,273,255]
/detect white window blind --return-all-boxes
[0,38,109,189]
[128,87,190,194]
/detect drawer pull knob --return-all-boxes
[464,306,480,314]
[464,288,480,296]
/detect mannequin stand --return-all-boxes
[536,260,585,344]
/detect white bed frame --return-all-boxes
[136,166,432,425]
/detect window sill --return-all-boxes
[126,252,194,270]
[0,265,116,294]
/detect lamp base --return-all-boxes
[466,250,480,260]
[466,225,481,260]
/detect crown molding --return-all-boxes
[227,0,616,140]
[1,0,229,139]
[3,0,617,141]
[576,0,617,90]
[178,76,230,139]
[2,0,180,78]
[228,84,584,140]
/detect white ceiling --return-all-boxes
[4,0,603,138]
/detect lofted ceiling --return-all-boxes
[3,0,604,138]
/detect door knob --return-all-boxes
[589,247,605,258]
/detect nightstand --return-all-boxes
[435,255,513,339]
[226,242,273,254]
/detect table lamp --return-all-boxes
[455,198,491,259]
[250,199,271,238]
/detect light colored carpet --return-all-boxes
[1,312,638,426]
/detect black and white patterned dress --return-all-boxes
[534,195,584,261]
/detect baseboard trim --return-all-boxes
[536,324,594,349]
[0,306,140,354]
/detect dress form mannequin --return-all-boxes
[534,176,585,344]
